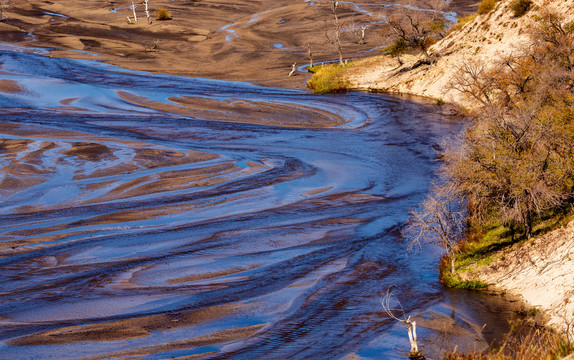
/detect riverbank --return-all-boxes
[324,0,574,345]
[329,0,574,107]
[0,47,510,359]
[457,218,574,339]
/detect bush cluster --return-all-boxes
[443,10,574,239]
[509,0,532,17]
[307,64,350,93]
[156,8,172,20]
[477,0,497,15]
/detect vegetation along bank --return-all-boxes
[309,0,574,358]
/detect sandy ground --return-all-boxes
[346,0,574,108]
[0,79,23,93]
[117,90,346,128]
[1,0,477,90]
[460,220,574,339]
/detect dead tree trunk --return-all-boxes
[330,0,344,65]
[144,0,151,24]
[405,316,420,355]
[289,63,296,77]
[307,44,314,68]
[130,0,138,22]
[383,287,426,360]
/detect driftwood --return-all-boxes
[382,287,426,360]
[289,63,296,77]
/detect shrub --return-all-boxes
[459,14,477,24]
[381,37,409,65]
[477,0,497,15]
[156,8,172,20]
[307,64,350,93]
[447,14,477,34]
[441,323,573,360]
[509,0,532,17]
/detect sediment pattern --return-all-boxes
[0,47,498,359]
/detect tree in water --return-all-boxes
[403,181,466,276]
[382,286,426,360]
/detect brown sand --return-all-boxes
[78,325,265,360]
[9,304,258,346]
[2,0,477,90]
[0,79,23,93]
[63,142,116,161]
[117,90,345,128]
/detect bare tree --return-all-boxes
[324,0,344,65]
[382,287,426,360]
[130,0,138,22]
[289,63,296,77]
[345,20,368,45]
[307,43,314,68]
[144,0,151,24]
[380,1,451,63]
[125,0,152,24]
[360,26,366,45]
[404,181,466,275]
[448,60,497,106]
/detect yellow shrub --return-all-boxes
[478,0,497,14]
[156,8,172,20]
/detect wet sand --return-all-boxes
[0,1,534,359]
[0,49,483,359]
[2,0,478,89]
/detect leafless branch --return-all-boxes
[382,286,426,359]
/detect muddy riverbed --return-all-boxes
[0,45,525,360]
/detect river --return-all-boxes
[0,45,518,360]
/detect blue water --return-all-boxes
[0,45,513,360]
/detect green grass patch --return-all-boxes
[441,207,574,290]
[454,224,516,271]
[307,64,351,93]
[444,277,488,289]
